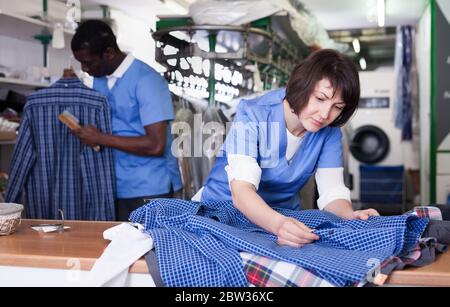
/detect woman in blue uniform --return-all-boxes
[195,49,379,248]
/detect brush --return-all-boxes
[59,110,101,152]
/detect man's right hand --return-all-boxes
[276,217,320,248]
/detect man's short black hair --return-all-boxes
[71,20,120,55]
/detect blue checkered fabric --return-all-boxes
[5,78,116,220]
[130,199,428,287]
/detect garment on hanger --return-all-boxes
[394,25,414,140]
[173,97,196,199]
[5,77,116,220]
[194,107,228,188]
[173,96,230,195]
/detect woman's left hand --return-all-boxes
[352,209,380,220]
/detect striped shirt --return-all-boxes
[5,78,115,220]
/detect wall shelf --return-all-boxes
[0,77,49,88]
[0,10,74,43]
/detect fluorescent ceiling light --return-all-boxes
[352,38,360,53]
[359,57,367,70]
[377,0,385,27]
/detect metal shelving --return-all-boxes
[0,77,49,89]
[153,16,309,106]
[0,10,74,43]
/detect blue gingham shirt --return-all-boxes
[130,199,428,287]
[5,78,116,220]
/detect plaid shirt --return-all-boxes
[5,78,115,220]
[408,206,443,220]
[130,199,428,287]
[240,206,443,287]
[241,252,334,287]
[371,206,445,286]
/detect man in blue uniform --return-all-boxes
[70,20,182,221]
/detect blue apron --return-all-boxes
[201,88,343,209]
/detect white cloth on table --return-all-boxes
[87,223,153,287]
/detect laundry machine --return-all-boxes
[346,69,404,201]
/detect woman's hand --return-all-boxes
[351,208,380,220]
[276,217,320,248]
[323,200,381,220]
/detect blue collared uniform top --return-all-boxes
[5,78,115,220]
[201,88,343,209]
[93,58,182,198]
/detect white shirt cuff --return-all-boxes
[315,167,351,210]
[225,154,262,190]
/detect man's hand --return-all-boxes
[276,217,320,248]
[351,209,380,220]
[72,125,102,148]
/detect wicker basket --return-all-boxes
[0,203,24,236]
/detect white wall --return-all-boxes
[0,0,68,20]
[417,4,431,204]
[0,0,167,80]
[0,0,72,80]
[0,36,42,77]
[0,35,72,80]
[110,9,164,72]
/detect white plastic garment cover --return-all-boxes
[276,0,348,52]
[87,223,154,287]
[189,0,348,52]
[189,0,282,26]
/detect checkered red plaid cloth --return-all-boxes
[408,206,442,220]
[241,252,333,287]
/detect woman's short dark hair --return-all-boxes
[285,49,360,127]
[71,20,120,55]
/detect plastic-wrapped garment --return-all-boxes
[277,0,348,52]
[190,107,228,191]
[173,105,196,199]
[189,0,346,52]
[189,0,281,26]
[394,26,413,140]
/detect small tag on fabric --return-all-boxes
[373,273,388,286]
[31,225,71,233]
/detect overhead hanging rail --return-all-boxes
[153,16,309,106]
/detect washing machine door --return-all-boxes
[349,125,390,164]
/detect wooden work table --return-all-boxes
[386,251,450,286]
[0,219,449,286]
[0,219,148,274]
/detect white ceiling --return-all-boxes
[79,0,191,20]
[79,0,430,30]
[294,0,429,30]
